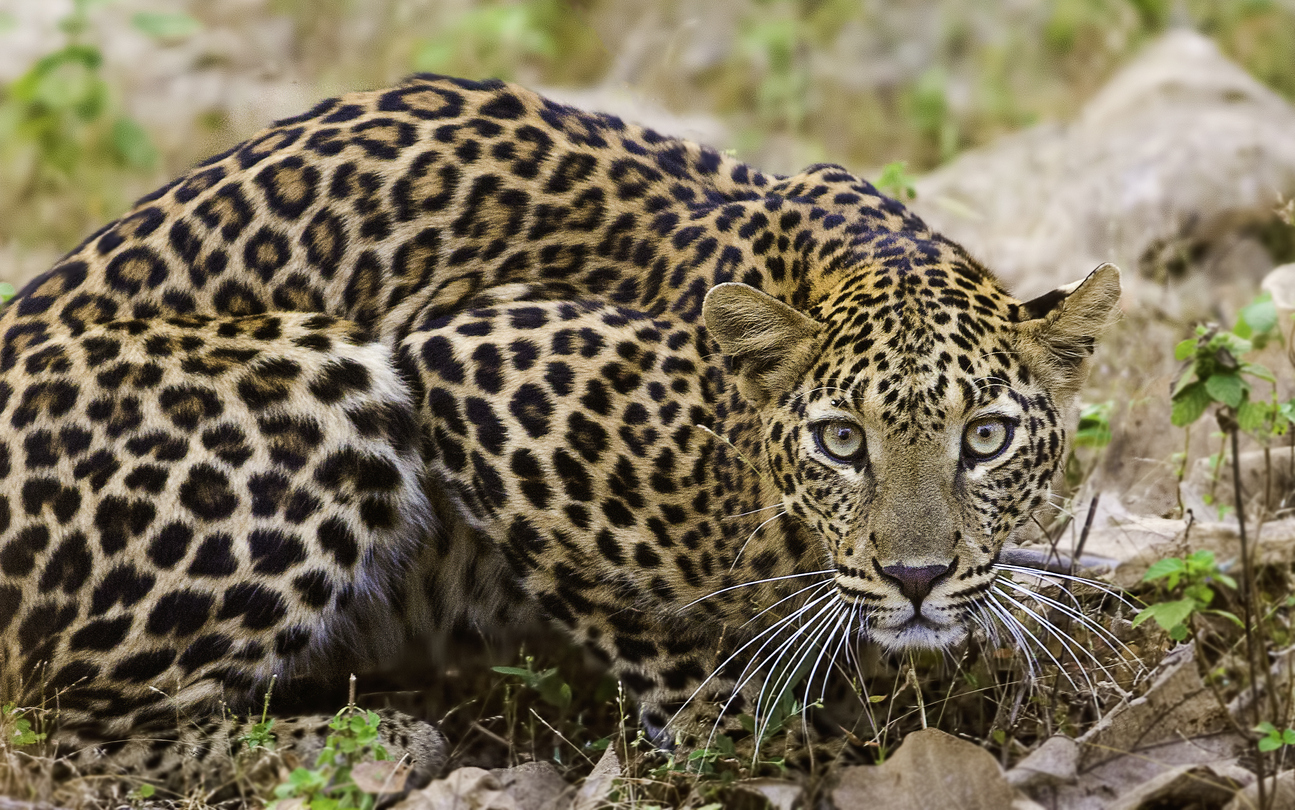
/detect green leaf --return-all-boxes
[1240,294,1278,338]
[131,11,201,40]
[1237,399,1269,432]
[1205,373,1246,408]
[1136,598,1197,634]
[1240,362,1276,383]
[1174,338,1198,361]
[1143,558,1185,582]
[1259,735,1283,752]
[1282,728,1295,745]
[111,117,157,169]
[1171,381,1212,426]
[0,282,15,303]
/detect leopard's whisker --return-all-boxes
[722,503,788,521]
[995,565,1139,612]
[730,510,788,571]
[981,600,1040,682]
[818,601,855,707]
[995,577,1140,666]
[679,569,835,611]
[738,578,837,630]
[797,604,851,749]
[761,606,844,763]
[750,601,845,759]
[988,589,1092,695]
[676,587,837,744]
[704,593,840,755]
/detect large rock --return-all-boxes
[912,29,1295,301]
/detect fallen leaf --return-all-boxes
[393,767,518,810]
[351,759,411,794]
[573,747,621,810]
[830,728,1018,810]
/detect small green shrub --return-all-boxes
[1132,550,1240,641]
[269,705,403,810]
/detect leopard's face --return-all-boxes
[704,256,1120,653]
[771,368,1064,650]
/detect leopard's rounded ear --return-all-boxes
[1014,263,1122,395]
[703,282,823,406]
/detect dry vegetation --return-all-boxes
[4,1,1295,808]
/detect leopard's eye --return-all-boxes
[963,416,1014,462]
[814,420,865,463]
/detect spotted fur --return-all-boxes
[0,74,1120,789]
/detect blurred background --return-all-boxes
[1,0,1293,291]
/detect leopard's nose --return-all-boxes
[879,561,955,606]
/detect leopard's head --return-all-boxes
[703,257,1121,650]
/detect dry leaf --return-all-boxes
[831,728,1017,810]
[351,759,411,794]
[573,747,621,810]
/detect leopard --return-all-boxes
[0,73,1121,798]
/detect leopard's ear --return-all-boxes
[1014,263,1122,396]
[703,282,823,406]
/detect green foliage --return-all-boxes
[270,706,401,810]
[493,656,572,711]
[1133,550,1240,641]
[0,0,168,178]
[1074,401,1115,449]
[238,678,278,753]
[0,282,16,305]
[2,704,46,748]
[130,11,200,42]
[875,161,917,202]
[0,0,199,249]
[738,14,811,132]
[1170,295,1283,432]
[1256,721,1295,752]
[411,1,602,84]
[127,783,155,808]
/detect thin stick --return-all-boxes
[1232,427,1268,810]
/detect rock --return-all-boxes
[911,30,1295,302]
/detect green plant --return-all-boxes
[127,782,155,808]
[492,656,573,712]
[411,1,602,84]
[875,160,917,201]
[1066,400,1115,487]
[1257,721,1295,753]
[1165,289,1294,809]
[269,705,404,810]
[238,675,278,753]
[1170,294,1280,430]
[2,704,46,748]
[0,0,164,179]
[0,1,199,250]
[1132,550,1240,641]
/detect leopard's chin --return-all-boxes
[868,617,968,651]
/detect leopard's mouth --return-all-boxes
[867,612,969,651]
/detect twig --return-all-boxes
[1232,427,1268,810]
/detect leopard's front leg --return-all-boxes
[404,294,838,763]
